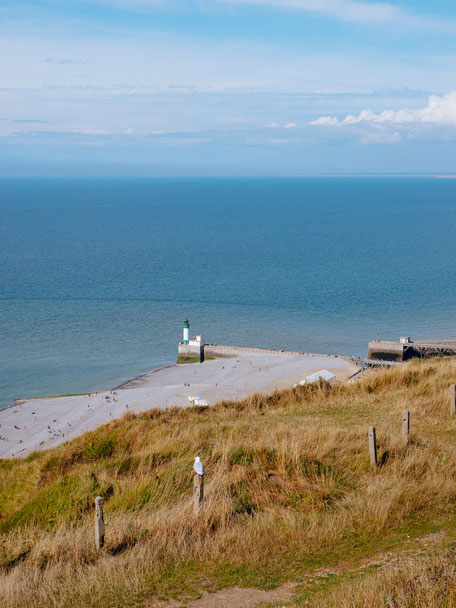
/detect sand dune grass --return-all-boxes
[1,359,456,606]
[308,545,456,608]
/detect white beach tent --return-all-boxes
[294,369,336,386]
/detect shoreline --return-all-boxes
[9,347,362,406]
[113,363,178,390]
[7,363,177,410]
[0,349,361,459]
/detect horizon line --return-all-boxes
[1,173,456,180]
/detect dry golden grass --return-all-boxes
[309,545,456,607]
[1,358,456,607]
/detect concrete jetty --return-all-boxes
[368,336,456,362]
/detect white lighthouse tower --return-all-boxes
[183,318,190,344]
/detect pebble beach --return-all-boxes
[0,353,358,459]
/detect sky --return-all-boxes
[1,0,456,176]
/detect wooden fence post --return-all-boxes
[94,496,105,551]
[402,410,410,446]
[368,426,377,468]
[193,474,204,514]
[451,385,456,417]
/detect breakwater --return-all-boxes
[368,338,456,362]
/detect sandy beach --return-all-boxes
[0,353,358,459]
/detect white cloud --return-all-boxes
[123,128,134,134]
[2,22,456,142]
[310,91,456,128]
[360,131,401,144]
[216,0,401,24]
[85,0,456,30]
[267,122,297,128]
[40,58,89,65]
[72,128,111,135]
[310,116,339,126]
[95,0,170,8]
[213,0,456,30]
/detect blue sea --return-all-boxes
[1,177,456,409]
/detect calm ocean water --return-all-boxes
[1,177,456,409]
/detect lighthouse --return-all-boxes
[177,318,204,364]
[183,318,190,344]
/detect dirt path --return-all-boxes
[184,583,295,608]
[146,531,447,608]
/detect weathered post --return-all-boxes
[368,426,377,468]
[193,474,204,514]
[402,410,410,446]
[94,496,105,551]
[451,385,456,417]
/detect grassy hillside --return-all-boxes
[2,358,456,607]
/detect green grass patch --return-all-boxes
[177,355,216,364]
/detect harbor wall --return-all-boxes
[368,341,405,362]
[204,345,306,358]
[368,339,456,362]
[177,343,204,362]
[178,343,295,362]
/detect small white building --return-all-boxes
[294,369,336,386]
[189,335,203,347]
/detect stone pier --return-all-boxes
[368,337,456,362]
